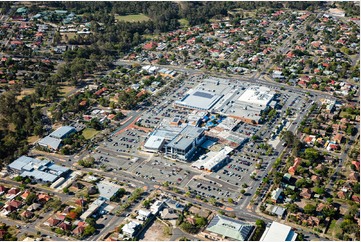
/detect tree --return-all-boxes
[314,187,325,195]
[304,148,320,162]
[143,199,151,209]
[255,219,265,227]
[209,197,217,206]
[228,198,234,204]
[14,176,23,182]
[25,193,37,205]
[63,187,69,194]
[304,204,316,215]
[83,225,96,237]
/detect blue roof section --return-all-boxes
[49,126,76,139]
[38,136,62,150]
[8,156,33,171]
[47,163,69,175]
[21,170,58,183]
[8,156,69,183]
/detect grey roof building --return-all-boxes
[8,156,70,183]
[174,89,223,110]
[37,126,76,151]
[49,126,76,139]
[38,136,62,150]
[165,126,206,161]
[203,215,254,241]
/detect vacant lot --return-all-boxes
[17,88,35,100]
[115,14,150,22]
[82,128,99,140]
[59,85,77,98]
[139,220,171,241]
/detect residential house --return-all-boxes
[45,217,61,227]
[73,221,86,236]
[21,210,33,219]
[0,185,7,195]
[160,208,178,220]
[5,200,22,212]
[21,190,31,200]
[122,221,141,237]
[300,188,312,199]
[288,157,302,176]
[27,203,41,212]
[333,133,343,144]
[352,161,360,171]
[349,172,360,181]
[38,193,51,204]
[337,190,347,199]
[271,188,283,203]
[58,221,72,231]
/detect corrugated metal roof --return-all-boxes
[21,170,58,183]
[38,136,62,150]
[49,126,76,139]
[206,215,254,241]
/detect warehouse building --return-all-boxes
[37,126,76,151]
[8,156,70,183]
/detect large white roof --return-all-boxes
[260,222,297,241]
[237,86,274,107]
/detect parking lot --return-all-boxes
[132,158,197,186]
[187,177,238,201]
[92,151,145,171]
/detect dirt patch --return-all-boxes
[140,220,171,241]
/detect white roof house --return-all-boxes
[122,221,141,237]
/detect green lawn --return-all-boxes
[115,14,150,22]
[178,18,189,27]
[82,128,99,140]
[340,111,356,119]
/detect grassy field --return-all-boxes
[178,18,189,27]
[61,32,76,42]
[59,85,77,98]
[327,219,342,238]
[27,135,40,144]
[82,128,99,140]
[339,111,356,119]
[115,14,150,22]
[17,88,35,101]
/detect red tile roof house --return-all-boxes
[45,217,61,227]
[5,200,22,212]
[37,193,51,204]
[337,190,347,199]
[0,229,6,240]
[352,161,360,171]
[7,187,20,195]
[300,188,312,199]
[288,157,302,176]
[352,195,360,203]
[333,133,344,144]
[58,221,72,231]
[143,41,157,50]
[349,172,360,181]
[21,210,33,219]
[73,222,86,236]
[21,190,30,200]
[0,185,7,195]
